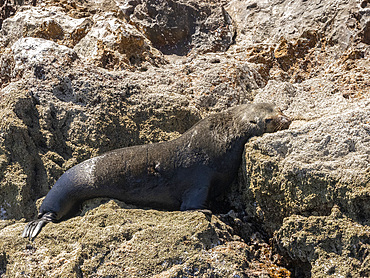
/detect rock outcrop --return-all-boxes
[0,0,369,277]
[0,200,290,277]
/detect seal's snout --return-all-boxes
[264,111,292,133]
[278,114,292,130]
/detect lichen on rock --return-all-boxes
[275,206,370,277]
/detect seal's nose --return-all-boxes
[265,112,292,133]
[279,114,292,129]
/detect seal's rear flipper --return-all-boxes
[22,212,56,240]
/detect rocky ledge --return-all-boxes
[0,0,369,277]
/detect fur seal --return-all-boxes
[22,103,291,240]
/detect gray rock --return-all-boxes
[275,206,370,277]
[11,37,78,77]
[226,0,367,46]
[73,12,165,69]
[240,101,370,231]
[0,201,289,277]
[0,6,93,47]
[130,0,235,55]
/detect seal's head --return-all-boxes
[263,106,291,133]
[242,103,291,133]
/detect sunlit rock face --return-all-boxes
[1,0,370,276]
[129,0,235,55]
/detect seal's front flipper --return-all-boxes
[22,212,56,240]
[180,185,210,211]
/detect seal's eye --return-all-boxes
[250,120,257,124]
[265,118,273,124]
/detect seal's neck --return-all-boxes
[211,112,264,149]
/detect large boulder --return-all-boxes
[239,100,370,232]
[0,200,289,277]
[275,206,370,277]
[129,0,235,55]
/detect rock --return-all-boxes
[129,0,235,55]
[0,0,17,29]
[239,101,370,232]
[253,79,358,120]
[73,12,165,70]
[11,37,78,78]
[235,101,370,275]
[0,6,93,47]
[0,47,14,88]
[275,206,370,277]
[226,0,370,84]
[226,0,363,46]
[0,85,47,221]
[0,200,289,277]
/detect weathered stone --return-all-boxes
[275,206,370,277]
[239,101,370,233]
[130,0,234,55]
[226,0,370,83]
[0,48,14,88]
[73,13,165,70]
[0,6,93,47]
[0,200,290,277]
[226,0,362,46]
[0,0,17,29]
[11,37,78,78]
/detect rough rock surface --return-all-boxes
[129,0,234,55]
[0,0,369,276]
[275,206,370,277]
[0,200,289,277]
[240,101,370,231]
